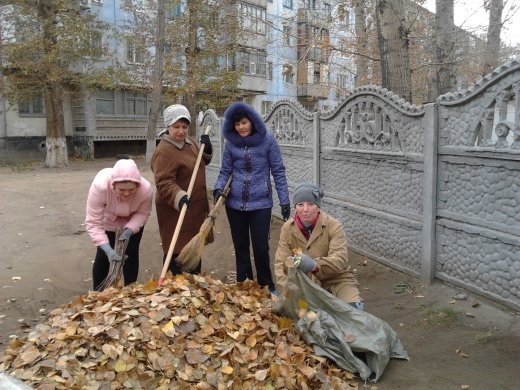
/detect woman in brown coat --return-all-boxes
[151,104,213,274]
[274,183,363,309]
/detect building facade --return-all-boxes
[0,0,357,162]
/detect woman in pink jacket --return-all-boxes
[85,158,153,291]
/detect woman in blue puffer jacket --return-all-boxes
[214,102,290,293]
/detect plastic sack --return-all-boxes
[273,267,409,382]
[0,373,32,390]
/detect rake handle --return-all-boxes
[158,125,211,286]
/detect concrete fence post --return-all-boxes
[421,103,438,284]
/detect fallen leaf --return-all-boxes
[186,349,210,364]
[254,368,268,381]
[221,365,234,375]
[114,359,127,372]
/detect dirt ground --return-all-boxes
[1,157,519,389]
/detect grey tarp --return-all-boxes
[0,373,32,390]
[273,267,409,382]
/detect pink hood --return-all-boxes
[110,159,142,187]
[85,159,153,247]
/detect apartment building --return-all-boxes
[0,0,356,162]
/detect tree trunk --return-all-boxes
[376,0,412,101]
[483,0,503,75]
[433,0,457,98]
[38,0,68,167]
[44,83,68,167]
[146,0,166,163]
[353,0,368,87]
[184,0,199,138]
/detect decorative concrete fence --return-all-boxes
[199,58,520,311]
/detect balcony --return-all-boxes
[239,74,267,93]
[296,8,328,27]
[297,83,329,99]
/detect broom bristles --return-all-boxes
[96,230,128,291]
[176,216,215,272]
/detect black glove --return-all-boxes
[179,194,191,209]
[213,188,225,204]
[281,204,291,221]
[200,134,212,154]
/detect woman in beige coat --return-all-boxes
[151,104,213,274]
[274,183,363,309]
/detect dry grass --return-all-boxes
[419,303,462,327]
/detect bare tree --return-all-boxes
[352,0,369,86]
[434,0,457,97]
[376,0,412,101]
[483,0,504,75]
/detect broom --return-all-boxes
[176,175,233,272]
[96,229,129,291]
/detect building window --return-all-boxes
[239,51,266,76]
[266,20,273,41]
[337,74,348,88]
[96,89,115,115]
[282,25,291,46]
[126,91,147,116]
[338,4,350,28]
[282,64,293,83]
[261,100,273,115]
[19,92,44,116]
[283,0,293,9]
[303,0,315,9]
[267,61,273,80]
[240,3,266,34]
[167,3,182,18]
[127,39,145,64]
[222,53,236,70]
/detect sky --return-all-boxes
[423,0,520,46]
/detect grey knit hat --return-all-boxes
[293,183,324,207]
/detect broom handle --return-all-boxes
[207,174,233,218]
[158,125,211,286]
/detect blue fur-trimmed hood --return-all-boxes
[222,102,267,147]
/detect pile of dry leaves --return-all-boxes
[1,274,358,389]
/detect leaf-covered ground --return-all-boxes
[1,274,358,389]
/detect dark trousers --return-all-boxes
[92,228,144,290]
[225,206,275,291]
[162,254,201,275]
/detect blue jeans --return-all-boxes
[225,206,275,292]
